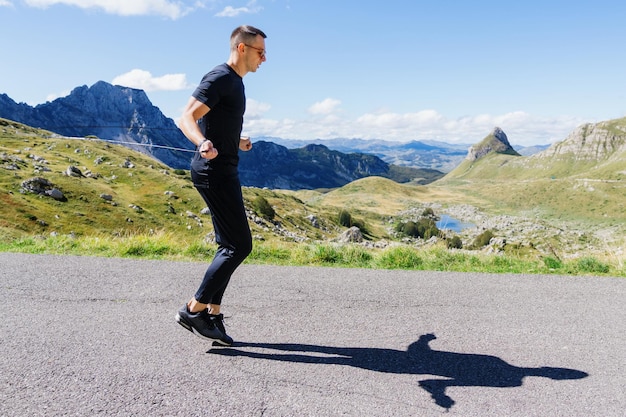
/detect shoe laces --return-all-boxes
[209,313,227,330]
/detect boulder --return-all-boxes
[338,226,363,243]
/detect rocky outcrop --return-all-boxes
[337,226,364,243]
[466,127,520,162]
[534,117,626,161]
[21,177,66,201]
[0,82,194,169]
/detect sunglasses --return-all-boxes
[243,44,266,58]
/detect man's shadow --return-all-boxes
[209,333,588,409]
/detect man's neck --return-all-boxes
[227,59,246,78]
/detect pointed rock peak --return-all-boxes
[91,80,146,97]
[466,127,520,162]
[64,81,146,101]
[491,127,512,146]
[59,80,152,110]
[64,82,117,102]
[92,80,114,89]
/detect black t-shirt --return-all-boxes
[191,63,245,170]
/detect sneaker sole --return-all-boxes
[175,313,193,331]
[175,313,221,343]
[212,338,233,347]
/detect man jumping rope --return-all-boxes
[176,25,267,346]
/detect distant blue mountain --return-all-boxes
[0,82,443,189]
[514,144,550,156]
[264,137,471,172]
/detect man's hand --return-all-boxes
[239,136,252,151]
[199,140,218,159]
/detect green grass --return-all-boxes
[2,118,625,278]
[0,234,623,277]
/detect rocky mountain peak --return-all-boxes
[534,117,626,161]
[1,84,437,189]
[0,81,193,168]
[466,127,520,162]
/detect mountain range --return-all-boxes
[444,117,626,181]
[238,141,441,189]
[1,81,620,191]
[2,97,624,261]
[255,136,548,165]
[261,136,472,172]
[0,81,446,189]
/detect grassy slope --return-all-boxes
[1,118,624,275]
[0,119,336,244]
[436,116,626,226]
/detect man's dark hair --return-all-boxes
[230,25,267,50]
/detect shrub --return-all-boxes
[422,207,435,218]
[338,209,352,227]
[543,256,562,270]
[577,257,609,274]
[417,218,439,239]
[402,221,419,237]
[446,235,463,249]
[471,230,494,248]
[253,196,275,220]
[396,218,440,239]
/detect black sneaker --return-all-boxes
[175,306,225,342]
[209,313,234,346]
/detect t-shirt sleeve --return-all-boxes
[192,68,230,109]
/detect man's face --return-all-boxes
[242,35,266,72]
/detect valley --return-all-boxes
[1,117,624,276]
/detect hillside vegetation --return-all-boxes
[1,118,624,277]
[0,118,338,244]
[439,117,626,224]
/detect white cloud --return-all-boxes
[215,0,262,17]
[23,0,190,19]
[0,1,14,7]
[243,104,586,146]
[215,6,246,17]
[356,109,444,130]
[308,98,341,115]
[244,98,271,119]
[112,69,190,92]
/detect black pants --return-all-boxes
[192,170,252,305]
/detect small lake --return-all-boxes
[436,215,475,233]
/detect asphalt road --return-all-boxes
[1,252,624,416]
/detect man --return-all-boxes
[176,25,267,346]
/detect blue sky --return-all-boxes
[1,0,625,146]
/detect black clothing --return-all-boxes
[191,63,245,171]
[193,170,252,305]
[189,63,252,305]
